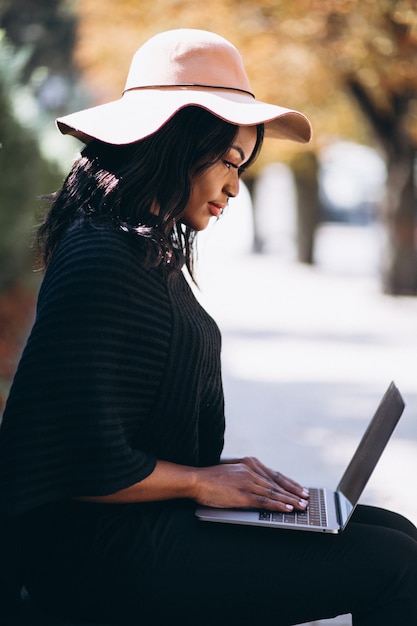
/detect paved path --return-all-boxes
[192,220,417,626]
[195,222,417,527]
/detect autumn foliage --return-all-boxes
[0,284,36,414]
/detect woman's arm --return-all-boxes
[76,457,309,512]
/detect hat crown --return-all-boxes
[124,29,253,95]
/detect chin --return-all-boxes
[195,222,211,232]
[181,218,211,232]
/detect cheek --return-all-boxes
[193,165,223,193]
[186,185,200,210]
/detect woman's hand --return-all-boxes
[194,456,309,512]
[75,458,308,512]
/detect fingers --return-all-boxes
[198,460,309,512]
[234,461,308,512]
[252,482,309,512]
[273,471,310,499]
[239,457,309,503]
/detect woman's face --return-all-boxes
[179,125,258,232]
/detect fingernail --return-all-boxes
[286,504,294,511]
[299,499,308,507]
[302,488,309,497]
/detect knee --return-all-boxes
[355,531,417,623]
[347,524,417,601]
[363,529,417,607]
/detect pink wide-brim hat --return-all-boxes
[56,29,312,145]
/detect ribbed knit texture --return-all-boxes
[0,220,225,515]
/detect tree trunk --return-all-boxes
[348,80,417,295]
[291,151,321,265]
[381,147,417,295]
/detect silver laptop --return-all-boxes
[196,382,405,534]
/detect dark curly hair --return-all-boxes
[37,106,264,278]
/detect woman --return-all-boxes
[0,29,416,626]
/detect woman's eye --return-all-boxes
[224,160,239,170]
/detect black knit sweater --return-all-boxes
[0,220,225,515]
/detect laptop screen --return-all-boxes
[336,382,405,506]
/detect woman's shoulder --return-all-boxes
[51,219,153,273]
[62,218,141,252]
[38,219,170,315]
[38,219,167,304]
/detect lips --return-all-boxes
[208,202,226,218]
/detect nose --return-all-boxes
[224,169,240,199]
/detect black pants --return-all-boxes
[21,500,417,626]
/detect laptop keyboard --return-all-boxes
[258,487,328,527]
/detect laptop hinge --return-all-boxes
[334,491,343,528]
[335,491,354,530]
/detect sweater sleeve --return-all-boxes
[0,222,172,514]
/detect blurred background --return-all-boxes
[1,1,417,534]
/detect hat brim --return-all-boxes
[56,89,312,145]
